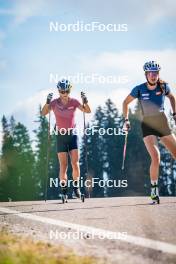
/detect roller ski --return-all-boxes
[60,183,68,204]
[150,183,160,204]
[61,194,68,203]
[73,181,85,202]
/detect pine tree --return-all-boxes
[34,107,58,200]
[33,107,50,200]
[0,116,35,201]
[159,113,176,196]
[0,116,16,201]
[12,121,35,200]
[47,132,59,200]
[80,106,105,197]
[102,99,124,197]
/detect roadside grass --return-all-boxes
[0,228,101,264]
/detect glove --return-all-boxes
[81,92,88,104]
[173,113,176,124]
[46,93,53,104]
[123,119,131,132]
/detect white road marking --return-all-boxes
[0,206,176,255]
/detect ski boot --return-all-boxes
[151,183,160,204]
[60,183,68,204]
[73,181,85,202]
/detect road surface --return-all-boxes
[0,197,176,264]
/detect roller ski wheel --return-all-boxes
[151,196,160,205]
[73,187,85,202]
[61,194,68,204]
[150,183,160,205]
[81,193,85,203]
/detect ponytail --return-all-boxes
[157,78,167,95]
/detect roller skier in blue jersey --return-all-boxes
[123,61,176,204]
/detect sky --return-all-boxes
[0,0,176,145]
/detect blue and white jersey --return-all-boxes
[130,82,171,116]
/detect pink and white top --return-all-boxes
[50,98,81,129]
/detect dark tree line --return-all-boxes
[0,100,175,201]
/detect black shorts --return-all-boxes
[56,133,79,153]
[141,113,171,138]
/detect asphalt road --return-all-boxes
[0,197,176,264]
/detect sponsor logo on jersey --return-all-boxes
[141,93,149,100]
[57,106,64,110]
[142,93,149,96]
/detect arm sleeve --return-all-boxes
[130,86,139,98]
[165,83,171,95]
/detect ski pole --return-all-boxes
[81,92,89,197]
[44,110,51,202]
[121,131,128,170]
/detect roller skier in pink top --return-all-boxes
[42,79,91,202]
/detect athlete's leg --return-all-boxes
[160,134,176,159]
[57,152,68,184]
[69,149,82,198]
[143,135,160,201]
[69,149,80,181]
[143,135,160,182]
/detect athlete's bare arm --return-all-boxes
[41,104,50,116]
[123,95,136,119]
[78,104,91,113]
[167,92,176,114]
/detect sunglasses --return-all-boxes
[59,90,70,94]
[147,71,159,77]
